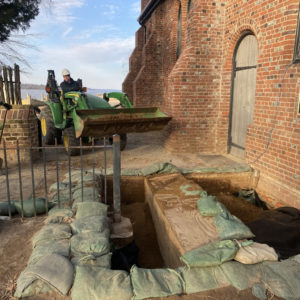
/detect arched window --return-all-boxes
[187,0,192,14]
[176,3,182,60]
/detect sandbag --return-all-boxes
[130,265,184,299]
[73,187,100,202]
[45,208,74,224]
[70,231,110,257]
[28,239,70,265]
[178,265,230,294]
[14,198,54,217]
[220,261,262,291]
[234,241,278,264]
[197,195,223,216]
[75,202,108,219]
[71,253,112,268]
[49,182,70,193]
[14,271,53,298]
[262,256,300,300]
[140,162,180,176]
[26,254,74,295]
[71,216,109,235]
[0,201,17,216]
[72,266,133,300]
[180,240,238,267]
[214,205,254,240]
[32,224,71,247]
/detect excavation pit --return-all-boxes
[106,170,265,269]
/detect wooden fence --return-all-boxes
[0,64,21,105]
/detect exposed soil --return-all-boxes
[120,202,164,269]
[0,217,45,299]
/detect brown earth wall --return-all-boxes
[0,105,39,164]
[124,0,300,207]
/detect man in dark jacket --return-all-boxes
[60,69,81,93]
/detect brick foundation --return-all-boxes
[124,0,300,207]
[0,105,39,164]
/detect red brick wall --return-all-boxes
[221,0,300,208]
[0,105,39,163]
[124,0,300,207]
[141,0,150,11]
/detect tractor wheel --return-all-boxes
[63,126,80,156]
[40,106,61,145]
[109,133,127,151]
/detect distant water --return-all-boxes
[21,88,121,100]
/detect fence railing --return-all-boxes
[0,64,21,105]
[0,136,120,219]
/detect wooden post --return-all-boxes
[8,67,15,105]
[3,66,10,104]
[14,64,21,104]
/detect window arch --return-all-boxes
[176,3,182,60]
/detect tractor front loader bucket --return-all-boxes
[73,107,172,138]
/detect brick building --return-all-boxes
[123,0,300,207]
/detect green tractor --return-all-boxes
[40,70,171,155]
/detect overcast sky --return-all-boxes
[17,0,140,89]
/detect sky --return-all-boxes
[13,0,141,89]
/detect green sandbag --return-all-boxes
[180,240,238,267]
[70,231,110,257]
[71,216,109,235]
[214,205,255,240]
[49,182,70,193]
[262,257,300,300]
[32,224,72,247]
[252,283,267,300]
[15,254,74,297]
[49,190,72,204]
[14,270,53,298]
[72,197,99,208]
[45,208,74,224]
[220,261,262,290]
[130,265,184,299]
[75,202,108,219]
[197,195,223,216]
[140,162,180,176]
[14,198,55,217]
[71,253,112,268]
[28,239,70,265]
[0,201,17,215]
[178,265,230,294]
[72,266,133,300]
[48,207,74,217]
[72,187,100,202]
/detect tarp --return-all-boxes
[247,207,300,259]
